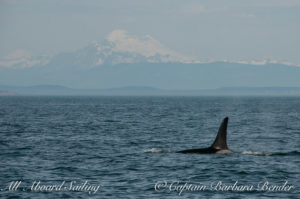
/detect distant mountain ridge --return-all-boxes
[1,84,300,96]
[1,30,300,90]
[1,62,300,90]
[0,30,199,69]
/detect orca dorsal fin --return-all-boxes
[211,117,229,150]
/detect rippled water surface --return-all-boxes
[0,96,299,198]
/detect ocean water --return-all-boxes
[0,96,299,198]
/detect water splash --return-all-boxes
[242,151,273,156]
[242,151,300,156]
[144,148,172,153]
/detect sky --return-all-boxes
[1,0,300,64]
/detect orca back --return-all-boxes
[177,117,232,154]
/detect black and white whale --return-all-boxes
[177,117,234,154]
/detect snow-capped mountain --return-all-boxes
[92,30,200,65]
[61,29,200,68]
[0,30,199,69]
[1,30,300,90]
[1,30,299,69]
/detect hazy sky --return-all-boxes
[1,0,300,64]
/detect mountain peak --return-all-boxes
[1,30,300,69]
[89,29,200,65]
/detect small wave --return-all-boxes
[144,148,172,153]
[103,120,119,123]
[242,151,272,156]
[242,151,300,156]
[254,136,279,140]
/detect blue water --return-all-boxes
[0,96,299,198]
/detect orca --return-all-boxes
[177,117,234,154]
